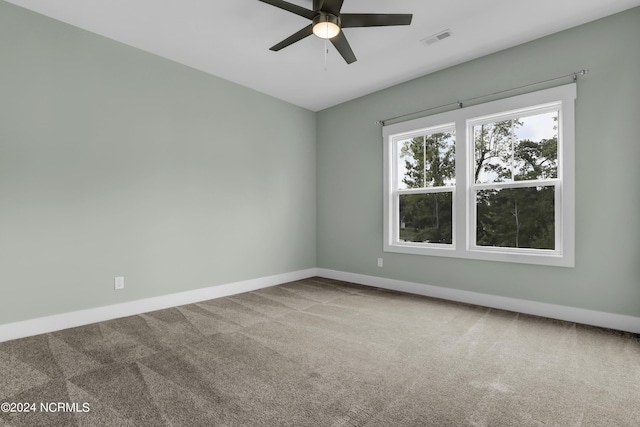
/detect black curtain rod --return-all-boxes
[376,69,589,126]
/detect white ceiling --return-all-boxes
[6,0,640,111]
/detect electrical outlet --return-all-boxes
[377,258,383,267]
[114,276,125,290]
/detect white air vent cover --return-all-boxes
[421,30,453,46]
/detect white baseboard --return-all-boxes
[317,269,640,334]
[3,267,638,342]
[0,268,317,343]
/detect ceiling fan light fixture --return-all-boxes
[312,14,340,39]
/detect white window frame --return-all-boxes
[383,83,575,267]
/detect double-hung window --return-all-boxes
[383,84,575,267]
[395,124,456,245]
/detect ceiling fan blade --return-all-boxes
[341,14,413,28]
[270,25,314,51]
[320,0,344,16]
[330,31,357,64]
[258,0,315,20]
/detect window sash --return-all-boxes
[469,183,560,254]
[392,189,455,246]
[468,104,561,186]
[393,123,456,191]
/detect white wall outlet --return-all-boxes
[114,276,125,290]
[377,258,383,267]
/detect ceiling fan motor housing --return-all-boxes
[312,12,341,38]
[313,12,340,28]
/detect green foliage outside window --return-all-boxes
[398,112,558,249]
[399,132,454,244]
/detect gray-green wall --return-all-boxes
[317,7,640,317]
[0,1,316,325]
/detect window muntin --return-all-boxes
[383,84,575,267]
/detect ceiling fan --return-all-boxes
[258,0,413,64]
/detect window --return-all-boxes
[383,84,575,266]
[396,124,455,245]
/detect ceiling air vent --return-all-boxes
[421,30,453,46]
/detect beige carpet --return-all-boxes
[1,277,639,426]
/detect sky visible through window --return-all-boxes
[397,130,455,190]
[474,110,558,184]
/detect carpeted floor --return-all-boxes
[1,277,639,426]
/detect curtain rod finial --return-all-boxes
[575,69,589,81]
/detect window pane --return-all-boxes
[398,136,423,189]
[474,111,558,183]
[476,186,555,250]
[397,130,455,190]
[513,111,558,181]
[399,193,453,244]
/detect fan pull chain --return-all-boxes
[324,39,328,71]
